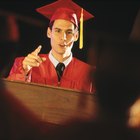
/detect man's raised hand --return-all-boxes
[22,45,46,74]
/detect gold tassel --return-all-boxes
[79,8,83,49]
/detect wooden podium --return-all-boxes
[3,79,97,126]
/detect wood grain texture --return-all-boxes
[3,79,98,125]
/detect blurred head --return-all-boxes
[94,38,140,120]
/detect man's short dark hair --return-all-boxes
[49,20,78,31]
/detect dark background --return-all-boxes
[0,0,140,77]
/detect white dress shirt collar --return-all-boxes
[48,50,72,68]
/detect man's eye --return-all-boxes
[67,31,73,34]
[55,29,61,33]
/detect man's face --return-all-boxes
[47,19,78,57]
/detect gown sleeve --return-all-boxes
[7,57,31,82]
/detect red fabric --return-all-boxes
[36,0,94,26]
[8,54,95,93]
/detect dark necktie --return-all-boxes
[55,63,65,81]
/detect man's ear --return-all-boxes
[74,31,79,41]
[47,27,51,38]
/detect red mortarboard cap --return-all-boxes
[36,0,94,27]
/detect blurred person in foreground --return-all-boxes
[7,0,96,94]
[127,8,140,131]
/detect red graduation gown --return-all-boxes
[8,54,95,93]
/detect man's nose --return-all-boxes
[61,32,67,40]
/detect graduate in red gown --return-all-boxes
[7,0,95,94]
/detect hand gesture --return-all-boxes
[22,45,46,73]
